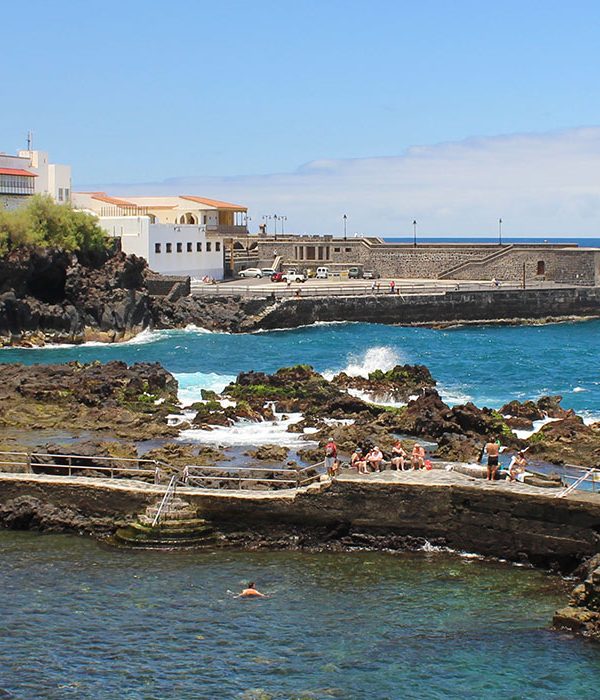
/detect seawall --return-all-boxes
[249,286,600,330]
[1,473,599,571]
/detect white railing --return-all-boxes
[181,462,323,491]
[152,474,179,526]
[190,279,570,299]
[555,467,599,498]
[0,450,165,482]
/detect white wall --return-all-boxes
[98,217,225,279]
[49,164,72,203]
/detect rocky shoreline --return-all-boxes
[2,247,600,346]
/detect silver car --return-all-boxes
[239,268,263,278]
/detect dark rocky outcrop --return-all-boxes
[0,247,153,345]
[554,554,600,641]
[526,416,600,467]
[332,364,435,403]
[224,365,380,419]
[0,360,180,439]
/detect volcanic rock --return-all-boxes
[526,416,600,467]
[332,364,435,403]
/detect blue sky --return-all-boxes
[3,0,600,236]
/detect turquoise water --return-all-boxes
[1,531,599,700]
[2,319,600,418]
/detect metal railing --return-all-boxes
[555,467,599,498]
[152,474,179,526]
[0,450,165,482]
[181,463,323,491]
[190,279,572,299]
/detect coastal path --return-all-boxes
[191,276,573,299]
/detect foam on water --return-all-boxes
[347,388,407,409]
[178,410,318,447]
[323,345,403,380]
[174,371,236,406]
[512,416,559,440]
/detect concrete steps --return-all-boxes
[113,495,220,549]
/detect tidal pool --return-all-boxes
[1,531,599,699]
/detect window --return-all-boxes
[166,243,172,253]
[177,242,183,253]
[215,242,221,252]
[206,242,212,252]
[537,260,545,275]
[64,188,70,201]
[334,247,341,253]
[58,188,64,202]
[345,247,351,253]
[155,243,161,254]
[187,242,192,252]
[202,215,207,224]
[196,242,202,252]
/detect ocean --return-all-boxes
[1,318,600,698]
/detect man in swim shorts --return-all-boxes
[485,438,500,481]
[240,582,265,598]
[324,438,338,477]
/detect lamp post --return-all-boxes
[413,220,417,248]
[273,214,279,236]
[262,214,271,234]
[498,218,503,246]
[280,215,287,234]
[343,214,347,241]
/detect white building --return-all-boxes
[0,148,72,210]
[99,216,225,279]
[72,192,247,236]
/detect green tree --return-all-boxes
[0,195,109,258]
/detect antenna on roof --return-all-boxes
[27,131,33,151]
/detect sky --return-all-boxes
[3,0,600,237]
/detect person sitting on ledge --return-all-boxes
[240,582,265,598]
[366,445,384,472]
[411,443,425,470]
[351,447,368,474]
[391,440,408,470]
[508,451,528,482]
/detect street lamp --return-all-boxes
[498,218,503,246]
[262,214,271,233]
[343,214,347,241]
[413,220,417,248]
[273,214,279,235]
[280,215,287,234]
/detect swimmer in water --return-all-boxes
[240,581,265,598]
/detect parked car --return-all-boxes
[261,268,277,277]
[316,266,329,279]
[282,269,306,283]
[348,267,362,279]
[239,268,263,278]
[304,268,317,279]
[270,272,283,282]
[363,270,380,279]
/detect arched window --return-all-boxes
[537,260,545,275]
[184,212,197,224]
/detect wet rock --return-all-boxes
[0,496,116,534]
[526,416,600,467]
[554,553,600,641]
[246,445,289,462]
[500,399,545,421]
[0,360,180,439]
[332,364,435,403]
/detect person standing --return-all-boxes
[485,438,500,481]
[390,280,396,294]
[324,437,338,477]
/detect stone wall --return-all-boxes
[1,475,598,570]
[145,274,191,300]
[250,287,600,330]
[250,237,600,285]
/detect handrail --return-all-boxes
[555,468,599,498]
[152,474,179,527]
[438,245,515,279]
[182,461,324,491]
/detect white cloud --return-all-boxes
[80,127,600,237]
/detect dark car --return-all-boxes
[348,267,362,279]
[270,272,284,282]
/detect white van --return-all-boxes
[316,266,329,279]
